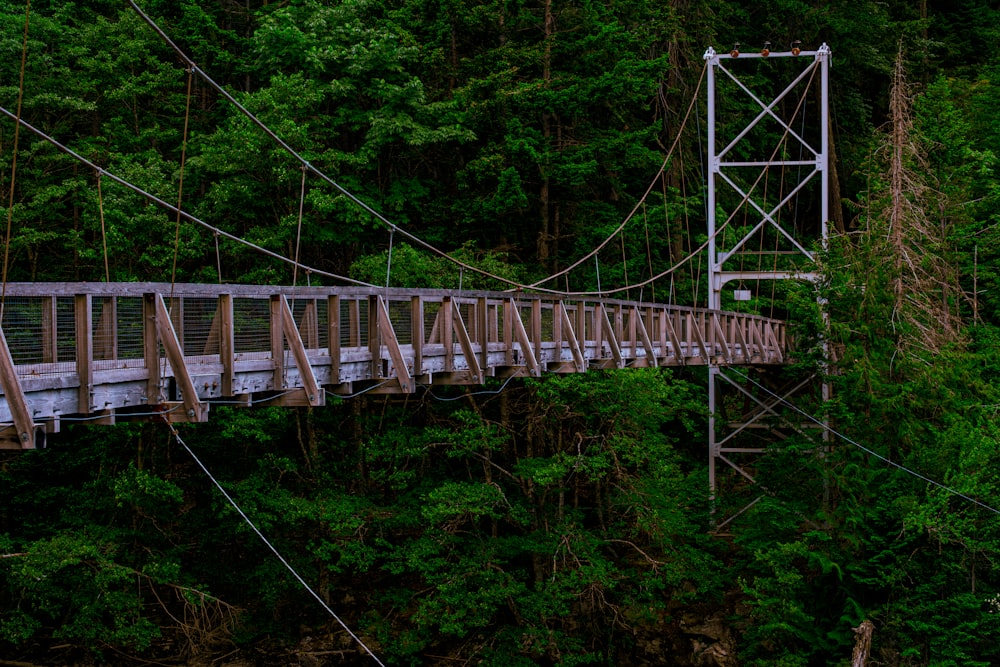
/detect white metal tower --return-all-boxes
[703,43,832,528]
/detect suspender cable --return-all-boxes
[385,227,395,291]
[642,203,655,303]
[126,0,529,293]
[2,0,31,320]
[0,105,377,288]
[214,231,223,283]
[97,172,110,282]
[292,165,307,289]
[170,66,195,293]
[527,64,708,290]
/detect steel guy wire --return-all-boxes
[726,368,1000,516]
[167,423,388,666]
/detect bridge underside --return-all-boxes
[0,283,788,449]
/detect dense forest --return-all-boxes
[2,0,1000,665]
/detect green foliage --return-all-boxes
[5,0,1000,664]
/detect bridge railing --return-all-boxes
[0,283,787,448]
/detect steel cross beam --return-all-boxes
[703,44,831,526]
[703,43,830,307]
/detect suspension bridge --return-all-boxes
[0,1,830,457]
[0,282,788,448]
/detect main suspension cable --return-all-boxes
[1,0,31,319]
[527,63,708,290]
[126,0,531,292]
[0,105,377,288]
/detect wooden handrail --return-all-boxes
[0,282,789,446]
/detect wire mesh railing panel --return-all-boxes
[116,297,145,361]
[3,297,45,365]
[541,304,554,341]
[289,298,323,349]
[56,297,75,365]
[234,298,271,357]
[182,298,220,357]
[92,297,116,362]
[387,299,412,345]
[423,301,441,345]
[93,296,146,371]
[336,298,368,348]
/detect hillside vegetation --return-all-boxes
[2,1,1000,665]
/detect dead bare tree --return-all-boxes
[861,42,964,359]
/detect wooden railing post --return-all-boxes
[219,294,234,395]
[75,294,93,414]
[144,293,161,404]
[411,296,424,377]
[328,295,341,383]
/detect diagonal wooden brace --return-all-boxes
[633,307,658,368]
[275,295,325,406]
[598,304,624,368]
[559,302,586,372]
[0,326,36,449]
[376,296,413,393]
[450,300,482,383]
[508,298,540,377]
[152,294,209,422]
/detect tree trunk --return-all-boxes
[851,620,874,667]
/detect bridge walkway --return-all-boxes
[0,283,789,448]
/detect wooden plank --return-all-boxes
[711,314,732,364]
[377,296,413,393]
[442,297,454,372]
[477,297,489,375]
[593,303,603,361]
[633,307,657,368]
[276,295,323,405]
[627,307,638,358]
[765,322,784,363]
[598,304,623,368]
[688,312,710,362]
[614,305,625,347]
[328,295,341,383]
[502,300,514,365]
[203,304,221,355]
[656,308,669,359]
[41,296,57,364]
[426,302,442,345]
[270,295,285,389]
[552,301,562,352]
[508,298,539,376]
[95,298,117,360]
[367,296,380,380]
[645,307,657,358]
[411,296,424,377]
[143,293,161,404]
[559,302,585,372]
[153,294,207,422]
[219,294,235,395]
[488,301,499,344]
[347,299,360,347]
[299,299,319,349]
[75,294,93,414]
[530,299,542,359]
[748,320,765,360]
[730,314,752,363]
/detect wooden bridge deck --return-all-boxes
[0,283,788,448]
